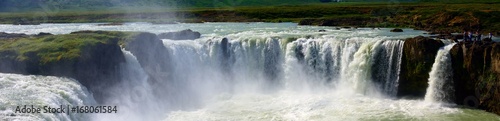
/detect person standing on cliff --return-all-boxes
[469,31,473,41]
[463,31,468,41]
[489,33,493,39]
[476,31,481,41]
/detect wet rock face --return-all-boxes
[0,33,126,103]
[450,41,500,115]
[158,29,201,40]
[398,36,444,98]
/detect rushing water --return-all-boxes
[0,23,499,121]
[0,73,96,120]
[425,43,456,103]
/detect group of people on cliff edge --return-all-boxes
[463,31,493,42]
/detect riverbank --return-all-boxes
[0,2,498,35]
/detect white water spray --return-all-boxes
[425,43,456,103]
[93,49,161,121]
[0,73,96,120]
[1,23,499,120]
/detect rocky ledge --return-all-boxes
[398,36,444,97]
[0,31,131,103]
[398,36,500,115]
[450,41,500,114]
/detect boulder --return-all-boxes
[398,36,444,97]
[390,28,404,32]
[158,29,201,40]
[35,32,53,37]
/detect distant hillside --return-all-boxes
[0,0,319,12]
[1,0,499,12]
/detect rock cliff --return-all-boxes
[398,36,444,97]
[450,41,500,115]
[0,31,128,103]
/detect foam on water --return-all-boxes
[0,73,96,120]
[0,23,499,121]
[165,91,469,121]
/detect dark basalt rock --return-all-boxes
[398,37,500,115]
[158,29,201,40]
[398,36,444,98]
[390,28,403,32]
[97,22,123,26]
[0,32,28,39]
[450,41,500,115]
[0,32,126,103]
[483,38,493,42]
[35,32,53,37]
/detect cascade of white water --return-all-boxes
[93,49,161,121]
[0,73,96,120]
[371,40,405,96]
[1,23,498,121]
[424,43,456,103]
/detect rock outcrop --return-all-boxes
[398,36,444,97]
[0,31,127,103]
[0,32,28,39]
[158,29,201,40]
[390,28,403,32]
[450,41,500,115]
[398,37,500,115]
[124,32,173,85]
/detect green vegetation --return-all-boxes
[0,1,499,33]
[0,31,136,64]
[1,0,498,12]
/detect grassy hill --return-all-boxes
[0,0,498,34]
[2,0,500,12]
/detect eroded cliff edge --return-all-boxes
[450,41,500,114]
[0,31,132,103]
[398,37,500,115]
[398,36,444,97]
[0,31,184,107]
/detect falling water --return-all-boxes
[0,23,498,121]
[0,73,96,120]
[425,43,456,103]
[93,49,161,121]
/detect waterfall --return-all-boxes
[337,39,404,96]
[127,36,407,113]
[93,49,161,121]
[3,23,500,120]
[0,35,407,121]
[0,73,96,120]
[424,43,456,103]
[371,40,404,96]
